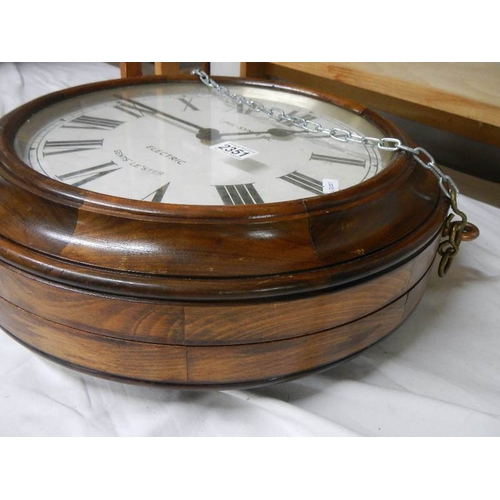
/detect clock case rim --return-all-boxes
[0,75,449,302]
[2,74,410,219]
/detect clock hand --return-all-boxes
[116,95,224,142]
[115,95,212,133]
[115,97,311,143]
[114,98,307,143]
[219,128,309,138]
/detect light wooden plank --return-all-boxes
[154,62,181,76]
[120,62,143,78]
[272,62,500,128]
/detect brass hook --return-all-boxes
[437,191,479,277]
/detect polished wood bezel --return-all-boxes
[0,76,449,387]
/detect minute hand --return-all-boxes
[115,96,205,131]
[219,128,308,138]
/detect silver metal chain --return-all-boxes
[191,69,478,276]
[192,69,459,199]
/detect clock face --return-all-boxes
[14,81,392,206]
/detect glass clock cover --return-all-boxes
[14,82,391,206]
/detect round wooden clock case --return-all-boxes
[0,76,449,388]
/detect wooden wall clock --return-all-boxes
[0,71,476,388]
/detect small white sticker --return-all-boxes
[323,178,340,194]
[211,141,258,160]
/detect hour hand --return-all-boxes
[219,128,308,139]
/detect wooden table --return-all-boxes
[240,63,500,148]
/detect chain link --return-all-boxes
[192,69,478,276]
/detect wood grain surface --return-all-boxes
[0,264,432,387]
[0,75,449,387]
[241,62,500,146]
[0,238,438,346]
[270,63,500,127]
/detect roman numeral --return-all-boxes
[237,102,252,115]
[178,98,199,111]
[62,115,125,130]
[56,161,121,187]
[279,171,323,195]
[310,153,366,168]
[215,184,264,205]
[113,97,158,118]
[280,110,317,126]
[141,182,170,202]
[43,139,103,156]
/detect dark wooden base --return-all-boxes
[0,318,409,390]
[0,241,435,388]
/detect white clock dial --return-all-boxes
[14,82,392,206]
